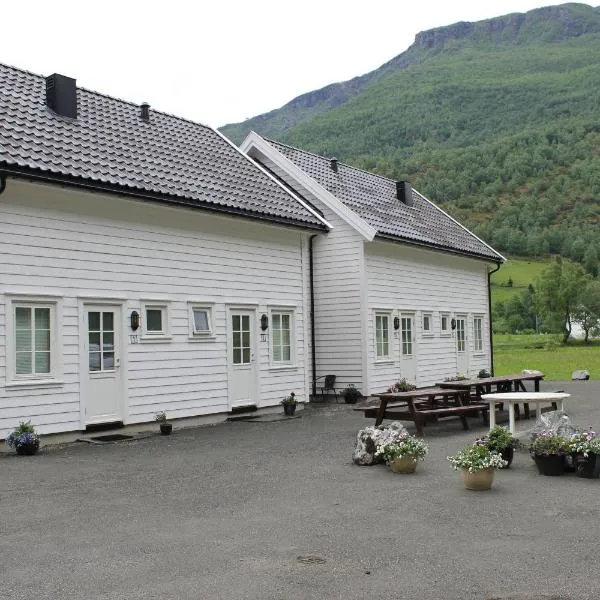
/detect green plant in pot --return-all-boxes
[341,385,362,404]
[478,426,518,468]
[281,392,298,416]
[569,429,600,478]
[376,434,429,474]
[477,369,491,379]
[5,420,40,456]
[530,431,570,476]
[447,442,507,490]
[155,411,172,435]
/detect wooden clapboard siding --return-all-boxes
[0,179,310,437]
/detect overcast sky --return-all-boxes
[0,0,583,128]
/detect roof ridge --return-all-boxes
[0,60,214,133]
[265,136,398,184]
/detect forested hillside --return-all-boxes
[222,3,600,272]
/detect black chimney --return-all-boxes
[140,102,150,121]
[45,74,77,119]
[330,158,338,173]
[396,181,414,206]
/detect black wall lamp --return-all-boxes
[451,318,457,330]
[260,314,269,331]
[393,317,400,330]
[130,310,140,331]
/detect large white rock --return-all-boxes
[572,370,590,380]
[352,422,409,466]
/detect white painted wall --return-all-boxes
[0,179,311,437]
[365,241,491,393]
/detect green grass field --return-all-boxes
[494,333,599,380]
[490,257,551,305]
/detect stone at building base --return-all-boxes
[353,422,409,466]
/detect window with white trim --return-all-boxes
[375,313,390,360]
[422,312,433,336]
[142,303,170,338]
[271,311,293,364]
[10,301,58,381]
[440,312,451,335]
[473,316,484,353]
[189,305,213,337]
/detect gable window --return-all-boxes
[440,312,451,335]
[473,316,484,353]
[141,302,170,340]
[375,313,390,360]
[271,311,293,364]
[422,312,433,336]
[6,296,61,385]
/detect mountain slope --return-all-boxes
[221,3,600,270]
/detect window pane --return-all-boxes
[242,348,251,363]
[35,351,50,373]
[233,348,241,364]
[273,346,281,362]
[89,352,101,372]
[89,332,101,348]
[281,314,290,329]
[88,311,100,331]
[146,309,163,332]
[232,331,241,349]
[103,352,114,369]
[441,316,447,330]
[16,352,32,375]
[103,332,114,352]
[232,315,240,331]
[35,308,50,330]
[16,306,31,329]
[281,328,291,346]
[193,309,209,332]
[35,329,50,352]
[424,316,430,331]
[16,328,32,352]
[273,328,281,348]
[282,346,291,361]
[242,331,250,348]
[241,315,250,330]
[272,314,281,330]
[102,312,114,331]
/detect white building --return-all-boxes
[242,133,505,396]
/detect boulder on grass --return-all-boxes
[352,422,409,466]
[572,370,590,381]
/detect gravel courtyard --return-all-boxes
[2,380,599,600]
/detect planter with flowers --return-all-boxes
[281,392,298,416]
[6,421,40,455]
[155,411,172,435]
[387,378,416,393]
[447,442,507,490]
[479,425,518,468]
[569,429,600,478]
[530,431,570,476]
[376,434,428,474]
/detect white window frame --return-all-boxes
[5,295,63,387]
[473,315,485,354]
[422,312,433,337]
[187,303,215,341]
[141,301,171,341]
[269,307,296,367]
[440,312,451,336]
[374,311,392,362]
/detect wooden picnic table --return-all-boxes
[354,386,489,437]
[436,373,545,419]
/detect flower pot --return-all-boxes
[576,453,600,479]
[500,446,514,469]
[461,467,495,490]
[160,423,173,436]
[283,403,296,416]
[389,457,418,474]
[15,440,40,456]
[344,395,359,404]
[533,453,565,476]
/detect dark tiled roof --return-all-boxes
[0,63,325,230]
[266,139,502,261]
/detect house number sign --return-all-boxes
[260,333,268,342]
[129,335,140,344]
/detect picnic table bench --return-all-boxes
[354,387,488,437]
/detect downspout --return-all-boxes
[0,175,6,195]
[488,262,502,375]
[309,234,318,397]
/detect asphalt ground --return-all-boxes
[2,380,599,600]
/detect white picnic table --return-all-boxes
[480,392,571,434]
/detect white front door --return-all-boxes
[400,313,417,384]
[228,309,258,409]
[84,305,123,425]
[455,315,469,376]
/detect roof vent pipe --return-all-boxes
[45,73,77,119]
[396,181,414,206]
[330,158,338,173]
[140,102,150,121]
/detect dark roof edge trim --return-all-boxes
[0,164,328,232]
[374,233,504,264]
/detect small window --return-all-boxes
[15,305,52,376]
[422,312,433,335]
[142,303,170,339]
[440,312,451,335]
[473,316,484,353]
[271,311,293,363]
[375,313,390,359]
[192,307,212,335]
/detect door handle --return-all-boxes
[115,357,121,368]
